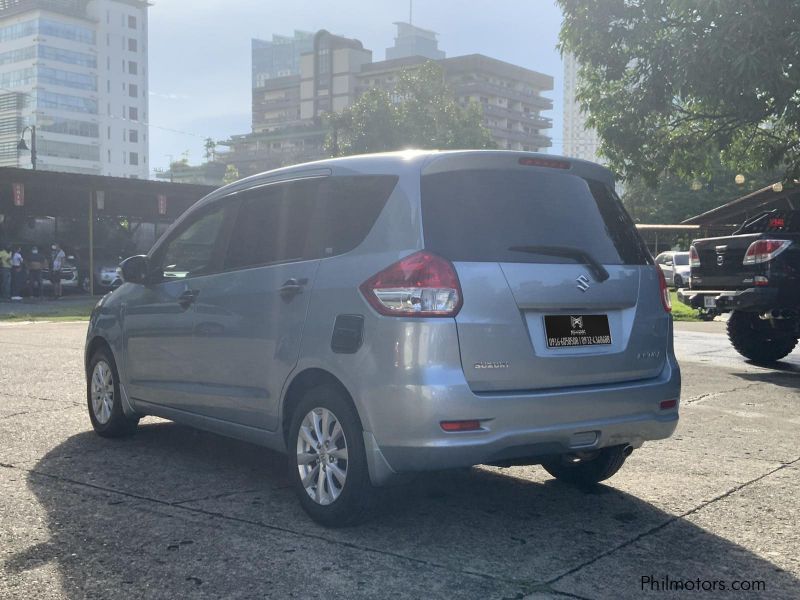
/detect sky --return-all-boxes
[147,0,565,176]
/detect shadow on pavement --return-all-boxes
[11,420,800,599]
[735,365,800,391]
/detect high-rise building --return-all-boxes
[222,28,553,176]
[562,52,602,163]
[0,0,149,178]
[385,22,444,61]
[251,30,313,87]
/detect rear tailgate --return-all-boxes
[691,234,760,290]
[421,156,669,393]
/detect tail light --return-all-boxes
[656,266,672,313]
[742,239,792,265]
[689,245,701,268]
[360,251,462,317]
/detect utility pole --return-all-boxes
[409,0,413,24]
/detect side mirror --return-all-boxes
[664,260,673,267]
[119,255,149,284]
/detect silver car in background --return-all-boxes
[85,150,680,526]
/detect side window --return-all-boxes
[224,178,322,270]
[314,175,398,257]
[222,175,398,271]
[158,205,229,279]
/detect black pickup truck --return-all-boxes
[678,210,800,363]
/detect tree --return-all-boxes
[222,164,240,184]
[558,0,800,185]
[327,62,495,156]
[623,164,778,224]
[204,138,217,162]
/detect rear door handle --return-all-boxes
[280,278,307,296]
[178,289,199,308]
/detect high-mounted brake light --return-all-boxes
[742,239,792,265]
[656,266,672,313]
[689,245,701,268]
[360,251,462,317]
[518,157,571,169]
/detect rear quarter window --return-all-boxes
[421,169,650,265]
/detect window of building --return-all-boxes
[129,107,138,121]
[36,90,98,114]
[37,66,97,91]
[128,15,137,29]
[39,118,99,139]
[128,38,138,52]
[129,83,138,98]
[129,129,138,143]
[107,126,111,140]
[129,152,139,165]
[128,61,137,75]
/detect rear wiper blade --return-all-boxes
[508,245,610,282]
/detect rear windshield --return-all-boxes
[674,254,689,266]
[421,169,650,265]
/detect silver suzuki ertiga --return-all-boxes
[85,150,680,526]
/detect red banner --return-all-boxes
[12,183,24,206]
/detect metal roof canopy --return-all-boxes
[682,184,800,226]
[0,167,216,220]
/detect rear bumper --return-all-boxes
[677,287,779,312]
[363,356,680,483]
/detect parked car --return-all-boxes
[655,251,691,288]
[678,209,800,363]
[85,151,681,526]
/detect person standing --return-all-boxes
[49,243,66,300]
[27,246,45,299]
[10,246,24,301]
[0,244,11,301]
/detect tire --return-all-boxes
[542,445,629,486]
[727,310,798,364]
[87,347,139,437]
[673,274,683,288]
[287,385,373,527]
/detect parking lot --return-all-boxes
[1,320,798,599]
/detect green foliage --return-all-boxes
[327,62,495,156]
[623,162,778,223]
[558,0,800,184]
[222,164,240,184]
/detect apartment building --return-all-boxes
[221,25,553,176]
[0,0,149,178]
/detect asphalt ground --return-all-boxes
[0,320,798,599]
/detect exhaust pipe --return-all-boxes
[623,445,634,457]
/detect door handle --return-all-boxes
[178,289,199,308]
[279,278,307,296]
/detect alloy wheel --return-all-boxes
[296,407,349,505]
[91,360,115,425]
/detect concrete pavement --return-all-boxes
[0,320,798,599]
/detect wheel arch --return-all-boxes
[280,368,363,447]
[85,335,114,373]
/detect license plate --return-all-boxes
[704,296,717,308]
[545,315,612,348]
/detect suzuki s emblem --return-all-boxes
[576,275,591,292]
[717,255,724,266]
[570,316,584,328]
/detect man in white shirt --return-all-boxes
[10,246,23,300]
[50,243,66,299]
